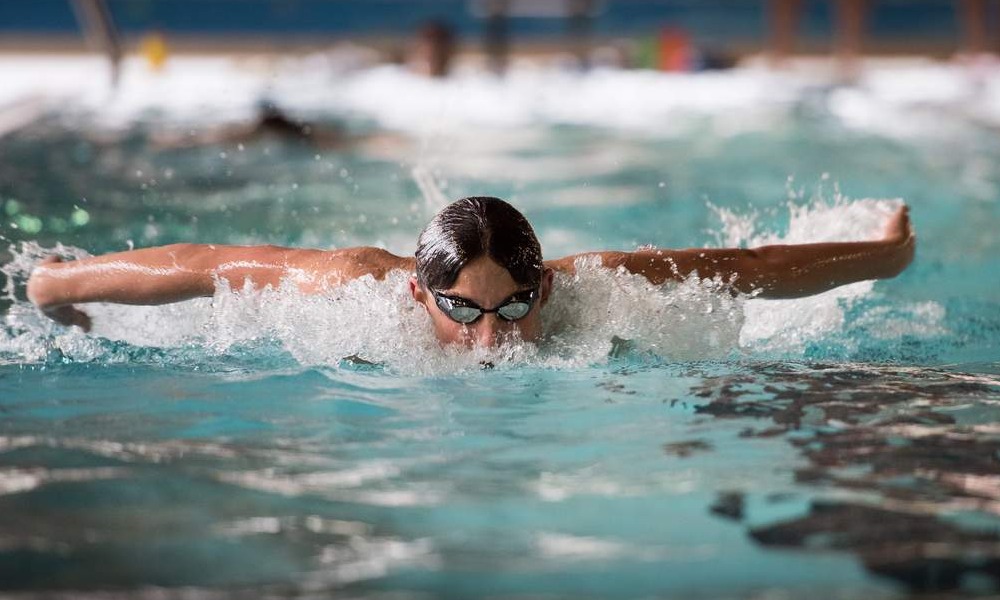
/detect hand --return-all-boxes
[29,256,92,332]
[882,204,916,277]
[43,304,92,333]
[884,204,914,243]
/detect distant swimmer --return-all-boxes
[149,101,403,154]
[26,197,915,348]
[147,101,329,149]
[411,20,456,78]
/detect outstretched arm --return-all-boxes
[26,243,413,330]
[546,205,915,299]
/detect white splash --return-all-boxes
[1,198,944,372]
[541,257,745,364]
[726,197,946,353]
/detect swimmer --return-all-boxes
[26,197,915,347]
[149,102,399,153]
[146,101,410,160]
[148,101,341,149]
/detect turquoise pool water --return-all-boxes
[1,66,999,597]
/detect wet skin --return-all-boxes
[25,206,915,339]
[408,256,554,348]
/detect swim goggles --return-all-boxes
[431,288,538,324]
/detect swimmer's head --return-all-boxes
[415,197,542,290]
[410,197,553,348]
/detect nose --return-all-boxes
[474,314,505,347]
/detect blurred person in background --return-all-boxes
[411,20,456,78]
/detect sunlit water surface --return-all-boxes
[0,64,999,598]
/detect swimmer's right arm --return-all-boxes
[26,244,414,330]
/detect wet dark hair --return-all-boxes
[415,197,543,291]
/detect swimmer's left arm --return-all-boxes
[548,205,916,299]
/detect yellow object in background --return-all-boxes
[140,32,168,71]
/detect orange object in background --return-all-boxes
[658,28,692,71]
[140,32,168,71]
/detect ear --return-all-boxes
[539,267,555,307]
[409,276,430,312]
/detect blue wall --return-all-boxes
[0,0,961,43]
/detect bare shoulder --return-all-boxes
[292,246,414,287]
[334,247,415,279]
[542,256,576,274]
[544,252,628,275]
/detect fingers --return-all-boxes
[900,205,914,240]
[885,204,914,242]
[44,305,92,333]
[891,205,916,275]
[898,204,911,226]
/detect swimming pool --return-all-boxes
[1,58,999,597]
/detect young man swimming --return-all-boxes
[26,196,915,348]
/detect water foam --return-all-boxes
[2,245,745,372]
[730,197,902,353]
[2,198,943,372]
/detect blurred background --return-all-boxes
[0,1,994,73]
[1,1,999,312]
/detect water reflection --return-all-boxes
[693,362,1000,594]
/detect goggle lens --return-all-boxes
[496,302,531,321]
[448,305,482,324]
[433,289,537,324]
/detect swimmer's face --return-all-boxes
[409,256,553,348]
